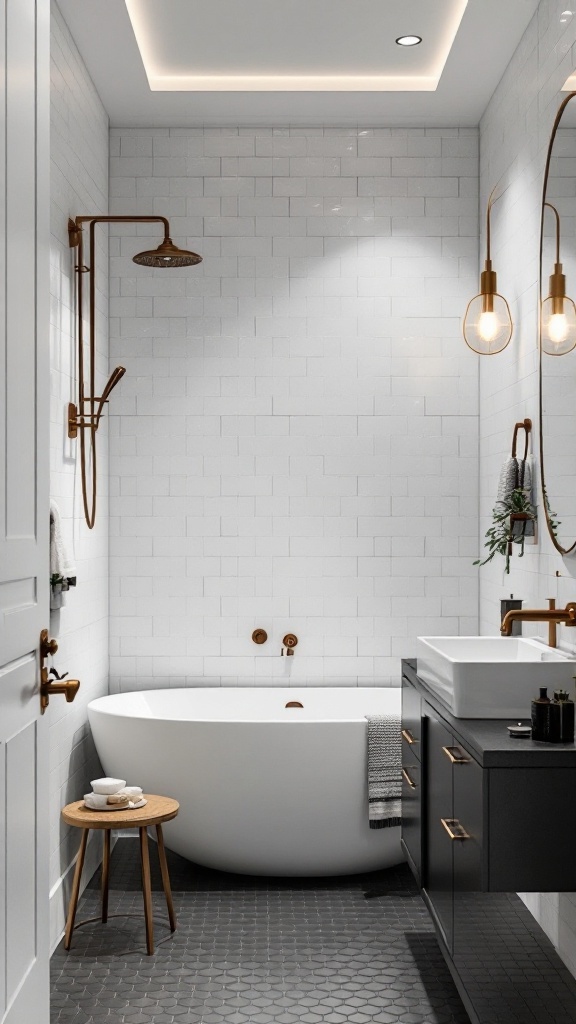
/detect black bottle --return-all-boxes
[531,687,551,741]
[549,690,575,744]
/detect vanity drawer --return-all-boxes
[401,750,421,883]
[401,674,422,761]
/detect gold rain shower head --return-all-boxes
[68,214,202,528]
[132,237,202,268]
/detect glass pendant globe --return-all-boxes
[463,293,513,355]
[541,295,576,355]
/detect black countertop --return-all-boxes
[403,658,576,768]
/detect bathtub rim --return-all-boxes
[88,686,401,726]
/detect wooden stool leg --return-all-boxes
[101,829,111,923]
[156,824,176,932]
[139,826,154,955]
[64,828,89,951]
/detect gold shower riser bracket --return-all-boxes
[68,403,78,439]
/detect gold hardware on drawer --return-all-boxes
[402,768,417,789]
[442,745,470,764]
[402,728,418,745]
[440,817,471,841]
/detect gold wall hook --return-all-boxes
[252,629,268,644]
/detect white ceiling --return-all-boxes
[58,0,540,127]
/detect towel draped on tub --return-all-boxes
[365,714,402,829]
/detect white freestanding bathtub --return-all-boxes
[88,687,402,877]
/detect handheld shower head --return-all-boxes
[95,366,126,425]
[132,237,202,268]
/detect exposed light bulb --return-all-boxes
[477,310,500,343]
[548,312,569,345]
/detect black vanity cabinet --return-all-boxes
[402,664,576,897]
[401,661,576,1024]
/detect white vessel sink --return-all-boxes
[416,636,576,718]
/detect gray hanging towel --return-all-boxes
[365,714,402,829]
[496,456,535,538]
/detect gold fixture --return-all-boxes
[39,629,80,714]
[401,728,418,745]
[285,701,304,708]
[252,629,268,644]
[463,186,513,354]
[68,215,202,529]
[500,600,576,647]
[541,203,576,355]
[442,746,470,765]
[401,768,417,789]
[440,818,471,841]
[281,634,298,656]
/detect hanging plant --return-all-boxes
[474,487,537,574]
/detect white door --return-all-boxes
[0,0,50,1021]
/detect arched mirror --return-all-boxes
[539,91,576,554]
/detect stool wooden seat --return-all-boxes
[61,794,179,955]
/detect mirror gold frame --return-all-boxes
[539,91,576,555]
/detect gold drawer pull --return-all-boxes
[402,728,418,745]
[442,745,470,764]
[441,817,471,841]
[402,767,417,789]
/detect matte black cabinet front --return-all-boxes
[401,670,576,900]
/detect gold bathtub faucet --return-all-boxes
[500,598,576,648]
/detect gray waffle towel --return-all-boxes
[366,714,402,829]
[496,456,535,538]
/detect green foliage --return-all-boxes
[474,488,537,575]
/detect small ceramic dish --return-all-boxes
[84,798,147,812]
[90,777,126,795]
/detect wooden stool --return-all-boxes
[61,794,179,955]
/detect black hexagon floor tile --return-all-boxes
[51,839,466,1024]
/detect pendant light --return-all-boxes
[541,202,576,356]
[463,186,513,355]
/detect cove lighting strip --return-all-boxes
[125,0,468,92]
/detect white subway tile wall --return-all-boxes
[108,127,480,691]
[480,0,576,981]
[49,0,109,951]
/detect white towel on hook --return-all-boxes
[49,499,76,578]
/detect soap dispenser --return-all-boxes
[531,687,551,741]
[550,687,575,744]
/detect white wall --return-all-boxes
[107,126,479,692]
[479,0,576,980]
[49,0,109,951]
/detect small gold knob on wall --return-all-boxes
[252,629,268,645]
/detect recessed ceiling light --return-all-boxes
[396,35,422,47]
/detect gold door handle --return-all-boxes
[402,768,417,789]
[402,728,418,745]
[39,629,81,714]
[442,745,470,764]
[440,817,471,841]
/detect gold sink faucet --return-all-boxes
[500,598,576,648]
